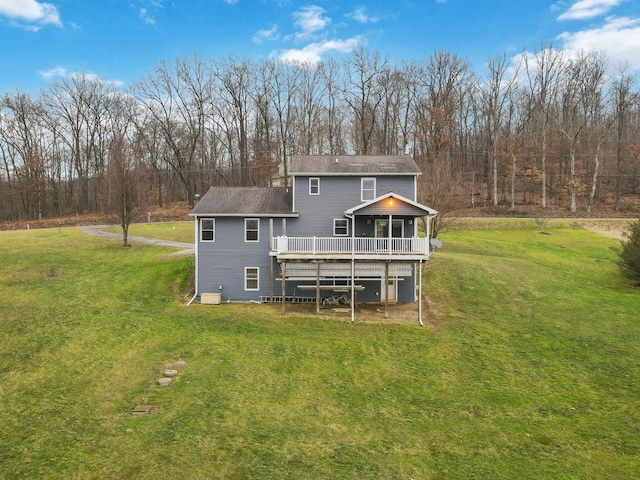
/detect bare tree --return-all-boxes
[210,56,254,186]
[559,51,607,213]
[524,44,563,209]
[133,56,212,205]
[342,46,388,155]
[107,135,147,246]
[480,53,521,206]
[611,64,637,210]
[414,50,472,175]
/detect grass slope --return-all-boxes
[105,222,194,244]
[0,226,638,479]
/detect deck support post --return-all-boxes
[384,261,389,319]
[351,258,355,323]
[281,262,286,314]
[418,260,423,326]
[316,262,321,314]
[269,256,274,302]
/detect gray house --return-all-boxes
[190,155,437,319]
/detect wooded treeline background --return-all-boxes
[2,46,640,223]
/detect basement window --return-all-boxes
[245,267,259,291]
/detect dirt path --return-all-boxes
[80,225,194,257]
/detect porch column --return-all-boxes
[388,214,392,255]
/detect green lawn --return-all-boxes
[0,225,638,479]
[105,221,194,243]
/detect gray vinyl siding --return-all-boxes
[196,216,283,301]
[290,175,415,237]
[194,173,421,303]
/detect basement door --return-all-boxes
[380,278,397,303]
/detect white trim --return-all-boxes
[190,213,298,218]
[361,177,376,202]
[244,267,259,291]
[289,172,421,177]
[200,218,215,242]
[333,218,349,236]
[245,218,259,242]
[345,191,438,217]
[381,278,397,302]
[309,177,320,195]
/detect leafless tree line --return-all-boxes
[1,45,639,223]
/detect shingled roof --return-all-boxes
[190,187,295,216]
[289,155,421,176]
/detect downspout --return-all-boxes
[188,215,200,306]
[418,259,423,326]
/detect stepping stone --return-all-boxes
[132,405,153,415]
[164,369,178,377]
[158,377,173,386]
[173,360,186,368]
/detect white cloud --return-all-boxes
[39,66,69,79]
[347,6,380,24]
[292,5,331,39]
[139,8,156,25]
[278,37,362,64]
[222,0,239,4]
[557,0,622,21]
[253,24,279,44]
[0,0,61,28]
[39,67,125,87]
[557,16,640,70]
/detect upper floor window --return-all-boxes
[309,177,320,195]
[361,177,376,201]
[334,218,349,236]
[245,218,259,242]
[201,218,215,242]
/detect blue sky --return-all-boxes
[1,0,639,93]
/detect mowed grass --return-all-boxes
[105,221,194,243]
[0,225,638,479]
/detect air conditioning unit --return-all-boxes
[201,293,222,305]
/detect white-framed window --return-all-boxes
[361,177,376,201]
[245,218,259,242]
[201,218,215,242]
[309,177,320,195]
[333,218,349,236]
[245,267,259,291]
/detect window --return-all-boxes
[334,218,349,236]
[245,218,259,242]
[245,267,259,291]
[361,177,376,201]
[309,177,320,195]
[201,218,215,242]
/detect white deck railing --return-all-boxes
[272,236,429,256]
